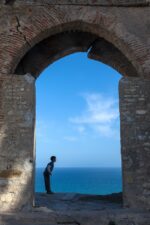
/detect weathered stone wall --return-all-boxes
[0,74,35,211]
[120,77,150,209]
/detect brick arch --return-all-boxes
[14,30,138,78]
[1,5,148,77]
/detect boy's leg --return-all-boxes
[46,175,50,193]
[43,173,50,193]
[49,176,52,193]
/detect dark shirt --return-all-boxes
[44,161,54,175]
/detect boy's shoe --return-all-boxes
[47,191,54,194]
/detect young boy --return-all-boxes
[43,156,56,194]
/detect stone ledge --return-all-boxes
[0,193,150,225]
[2,0,150,6]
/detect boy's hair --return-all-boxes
[51,156,56,161]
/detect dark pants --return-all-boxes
[43,172,51,193]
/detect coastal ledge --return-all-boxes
[35,192,123,212]
[0,193,150,225]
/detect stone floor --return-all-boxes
[0,193,150,225]
[35,192,123,212]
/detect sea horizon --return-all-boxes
[37,166,122,169]
[35,167,122,195]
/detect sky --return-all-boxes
[36,52,121,168]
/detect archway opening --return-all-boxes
[14,30,138,210]
[35,52,122,210]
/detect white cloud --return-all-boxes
[69,93,119,137]
[75,126,86,134]
[63,136,78,142]
[36,120,79,143]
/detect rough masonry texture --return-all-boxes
[0,0,150,224]
[0,74,35,211]
[120,78,150,209]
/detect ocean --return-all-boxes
[35,167,122,195]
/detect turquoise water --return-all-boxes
[35,167,122,195]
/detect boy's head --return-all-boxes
[50,156,56,162]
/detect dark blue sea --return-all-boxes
[35,167,122,195]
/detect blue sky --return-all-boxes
[36,53,121,168]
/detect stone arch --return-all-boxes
[1,6,149,78]
[14,30,138,78]
[0,2,150,216]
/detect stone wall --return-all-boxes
[0,74,35,211]
[120,77,150,209]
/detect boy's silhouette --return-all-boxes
[43,156,56,194]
